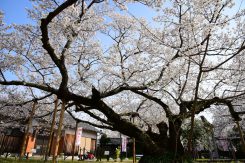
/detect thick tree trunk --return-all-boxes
[235,121,245,153]
[95,100,186,162]
[168,117,184,158]
[97,100,162,155]
[139,118,184,163]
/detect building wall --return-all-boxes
[0,134,22,153]
[0,132,35,155]
[80,137,91,154]
[34,135,49,155]
[63,128,97,154]
[82,131,97,139]
[26,134,36,154]
[64,134,96,155]
[65,129,97,139]
[48,129,97,155]
[50,136,64,155]
[91,139,96,151]
[0,128,97,156]
[64,134,74,154]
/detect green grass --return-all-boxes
[0,157,134,163]
[2,157,245,163]
[194,159,245,163]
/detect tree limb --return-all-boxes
[40,0,78,90]
[131,90,172,117]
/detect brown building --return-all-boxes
[34,123,98,156]
[0,122,98,157]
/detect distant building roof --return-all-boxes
[63,113,99,132]
[0,112,99,135]
[77,122,99,132]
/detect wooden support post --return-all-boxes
[49,132,55,157]
[41,135,45,157]
[132,117,136,163]
[52,100,66,163]
[133,138,136,163]
[45,97,58,162]
[72,120,78,161]
[20,101,37,160]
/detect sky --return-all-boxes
[0,0,157,25]
[0,0,158,54]
[0,0,33,25]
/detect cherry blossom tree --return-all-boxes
[0,0,245,161]
[213,97,245,153]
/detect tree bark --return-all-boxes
[52,100,66,163]
[19,101,37,160]
[168,118,184,157]
[45,97,58,162]
[138,118,184,163]
[187,106,196,155]
[235,121,245,153]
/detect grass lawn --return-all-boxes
[2,157,245,163]
[0,157,135,163]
